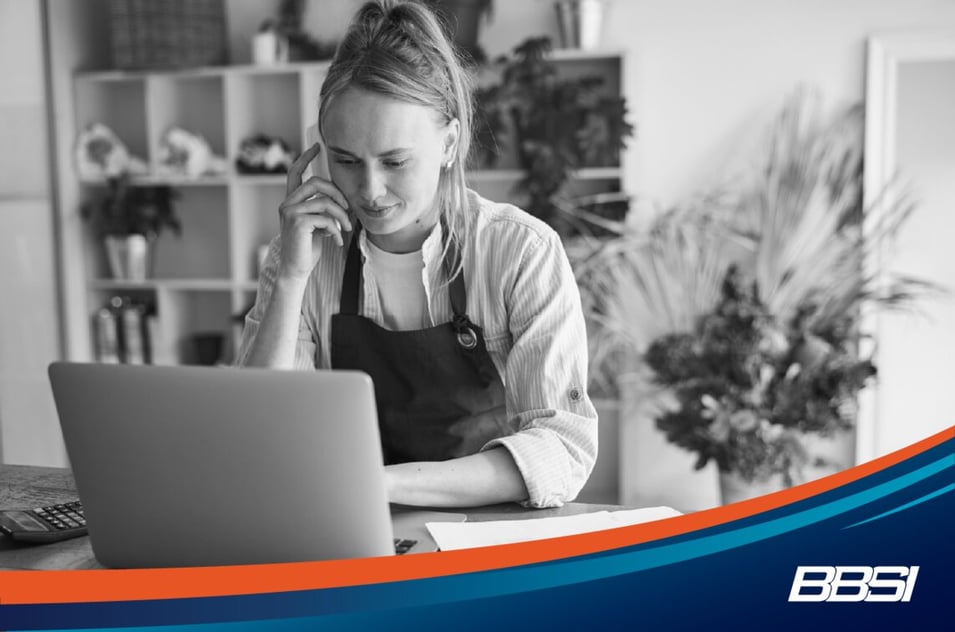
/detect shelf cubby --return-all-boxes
[74,77,149,163]
[155,289,235,366]
[226,71,302,160]
[229,181,284,283]
[147,75,227,167]
[151,187,230,280]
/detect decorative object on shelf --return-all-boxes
[272,0,338,62]
[93,300,121,364]
[74,123,148,181]
[253,19,290,65]
[93,296,154,364]
[190,332,226,366]
[554,0,606,50]
[157,127,228,179]
[81,172,182,281]
[236,134,294,174]
[109,0,228,70]
[473,37,634,234]
[569,90,936,503]
[427,0,494,63]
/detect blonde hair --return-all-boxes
[319,0,473,276]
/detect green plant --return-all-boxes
[81,172,182,239]
[646,265,875,483]
[569,90,936,482]
[474,37,634,234]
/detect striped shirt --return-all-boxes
[236,190,598,508]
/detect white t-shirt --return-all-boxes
[363,238,430,331]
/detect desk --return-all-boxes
[0,464,622,570]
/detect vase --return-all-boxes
[718,470,789,505]
[431,0,486,60]
[104,234,154,281]
[618,378,721,511]
[555,0,605,50]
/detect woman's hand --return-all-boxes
[277,143,353,284]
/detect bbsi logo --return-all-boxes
[788,566,919,602]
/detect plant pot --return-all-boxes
[431,0,486,60]
[718,470,789,505]
[555,0,605,50]
[104,234,154,281]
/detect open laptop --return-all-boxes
[47,362,463,568]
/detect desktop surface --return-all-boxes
[0,464,624,570]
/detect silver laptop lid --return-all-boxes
[48,362,394,568]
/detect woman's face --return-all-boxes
[323,87,458,253]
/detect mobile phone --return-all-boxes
[304,123,346,236]
[304,123,330,181]
[0,500,88,544]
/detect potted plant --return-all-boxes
[474,36,635,235]
[81,172,182,281]
[570,91,935,504]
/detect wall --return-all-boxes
[26,0,955,488]
[0,0,65,465]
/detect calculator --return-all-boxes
[0,500,88,543]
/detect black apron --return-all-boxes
[330,227,513,464]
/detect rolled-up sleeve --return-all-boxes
[234,235,317,370]
[482,230,598,508]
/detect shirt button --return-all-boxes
[569,388,582,402]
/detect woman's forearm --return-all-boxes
[385,447,528,507]
[240,277,310,368]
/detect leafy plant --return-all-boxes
[646,265,875,483]
[568,89,937,482]
[81,172,182,239]
[474,37,634,233]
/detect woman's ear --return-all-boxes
[442,118,461,168]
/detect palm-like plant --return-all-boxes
[567,195,745,397]
[736,91,928,346]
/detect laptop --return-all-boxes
[47,362,463,568]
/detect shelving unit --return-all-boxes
[69,50,625,366]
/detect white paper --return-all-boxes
[426,506,682,551]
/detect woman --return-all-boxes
[237,0,597,509]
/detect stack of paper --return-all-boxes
[426,507,682,551]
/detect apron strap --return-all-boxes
[443,229,468,321]
[340,225,364,316]
[338,220,469,320]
